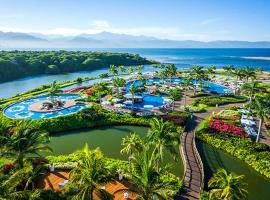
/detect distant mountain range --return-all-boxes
[1,31,270,48]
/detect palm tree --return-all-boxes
[137,65,144,73]
[249,97,270,142]
[112,77,126,96]
[182,78,192,108]
[118,65,126,74]
[241,81,264,102]
[169,88,182,111]
[129,83,140,113]
[166,64,177,81]
[147,118,179,170]
[127,66,134,74]
[190,66,205,95]
[69,144,114,200]
[223,65,235,75]
[49,80,61,103]
[233,69,245,81]
[115,145,177,200]
[0,121,52,169]
[243,67,256,82]
[109,64,118,76]
[120,133,143,169]
[208,168,248,200]
[95,81,108,103]
[24,165,46,190]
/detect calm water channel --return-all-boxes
[46,125,270,200]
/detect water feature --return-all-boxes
[125,78,230,110]
[46,125,184,177]
[197,141,270,200]
[3,94,86,120]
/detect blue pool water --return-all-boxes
[126,78,231,110]
[3,94,86,120]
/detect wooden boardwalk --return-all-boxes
[177,130,204,200]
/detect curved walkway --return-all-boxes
[176,103,244,200]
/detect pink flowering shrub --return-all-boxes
[208,119,246,138]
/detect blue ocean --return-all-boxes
[90,48,270,70]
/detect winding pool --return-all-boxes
[3,94,86,120]
[125,78,231,110]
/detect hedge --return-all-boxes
[197,117,270,179]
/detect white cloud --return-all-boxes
[0,19,232,41]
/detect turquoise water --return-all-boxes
[3,94,85,120]
[125,78,230,110]
[1,48,269,98]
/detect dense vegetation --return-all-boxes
[196,115,270,179]
[0,51,154,82]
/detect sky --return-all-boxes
[0,0,269,41]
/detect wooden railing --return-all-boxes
[193,131,204,191]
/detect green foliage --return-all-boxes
[192,96,247,107]
[197,117,270,179]
[208,168,247,200]
[0,51,153,82]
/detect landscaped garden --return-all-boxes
[0,61,270,199]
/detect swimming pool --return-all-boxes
[125,78,231,110]
[3,94,86,120]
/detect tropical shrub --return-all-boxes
[192,96,247,107]
[208,119,246,138]
[197,117,270,179]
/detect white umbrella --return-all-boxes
[123,100,132,104]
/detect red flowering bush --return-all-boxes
[208,119,246,138]
[213,115,240,121]
[85,89,93,95]
[2,163,13,174]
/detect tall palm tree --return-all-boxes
[0,121,52,169]
[112,77,126,96]
[69,144,114,200]
[95,81,108,103]
[129,83,140,112]
[190,66,205,95]
[166,64,177,81]
[115,145,177,200]
[109,64,118,76]
[118,65,126,74]
[233,69,245,81]
[49,80,61,103]
[137,65,144,73]
[243,67,256,82]
[120,133,143,168]
[147,118,179,170]
[128,66,134,74]
[208,168,248,200]
[249,97,270,142]
[241,81,264,102]
[223,65,235,75]
[182,78,192,108]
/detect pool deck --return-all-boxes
[29,100,76,112]
[37,170,137,199]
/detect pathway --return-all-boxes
[176,103,244,200]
